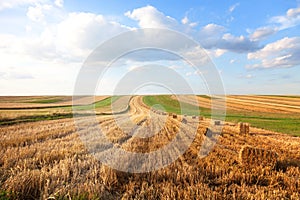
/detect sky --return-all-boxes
[0,0,300,95]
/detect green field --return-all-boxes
[143,95,300,136]
[74,96,120,110]
[143,95,204,116]
[26,97,64,104]
[225,111,300,136]
[0,97,120,126]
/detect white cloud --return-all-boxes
[125,6,257,54]
[0,0,44,10]
[229,3,240,13]
[287,7,300,18]
[218,33,260,53]
[215,49,227,57]
[197,23,226,48]
[247,6,300,42]
[200,23,226,37]
[56,12,108,53]
[197,24,259,53]
[247,37,300,68]
[27,4,53,22]
[27,12,129,61]
[25,25,32,32]
[0,11,131,94]
[181,16,198,27]
[3,4,300,95]
[181,16,189,24]
[54,0,63,8]
[250,26,278,41]
[189,22,198,27]
[270,6,300,30]
[207,49,227,58]
[125,5,178,29]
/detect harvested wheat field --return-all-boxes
[0,95,300,199]
[0,96,109,109]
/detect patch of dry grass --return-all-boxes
[0,96,300,199]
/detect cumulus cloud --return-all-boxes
[218,33,260,53]
[250,27,278,41]
[46,12,129,60]
[85,28,212,67]
[208,49,227,57]
[3,3,300,95]
[270,6,300,30]
[56,12,110,52]
[198,23,225,48]
[125,5,179,29]
[247,37,300,69]
[0,11,130,65]
[3,3,299,91]
[54,0,63,8]
[124,6,258,53]
[197,24,259,53]
[27,4,53,22]
[199,24,225,38]
[287,7,300,17]
[20,10,209,66]
[0,3,269,79]
[248,6,300,42]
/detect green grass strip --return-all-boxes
[143,95,210,116]
[143,95,300,136]
[26,97,63,104]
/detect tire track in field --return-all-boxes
[225,96,300,113]
[254,95,300,102]
[0,96,109,109]
[191,95,300,114]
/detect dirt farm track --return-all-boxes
[0,95,300,199]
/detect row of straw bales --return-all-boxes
[150,109,206,121]
[222,122,250,135]
[150,108,167,115]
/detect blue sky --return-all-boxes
[0,0,300,95]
